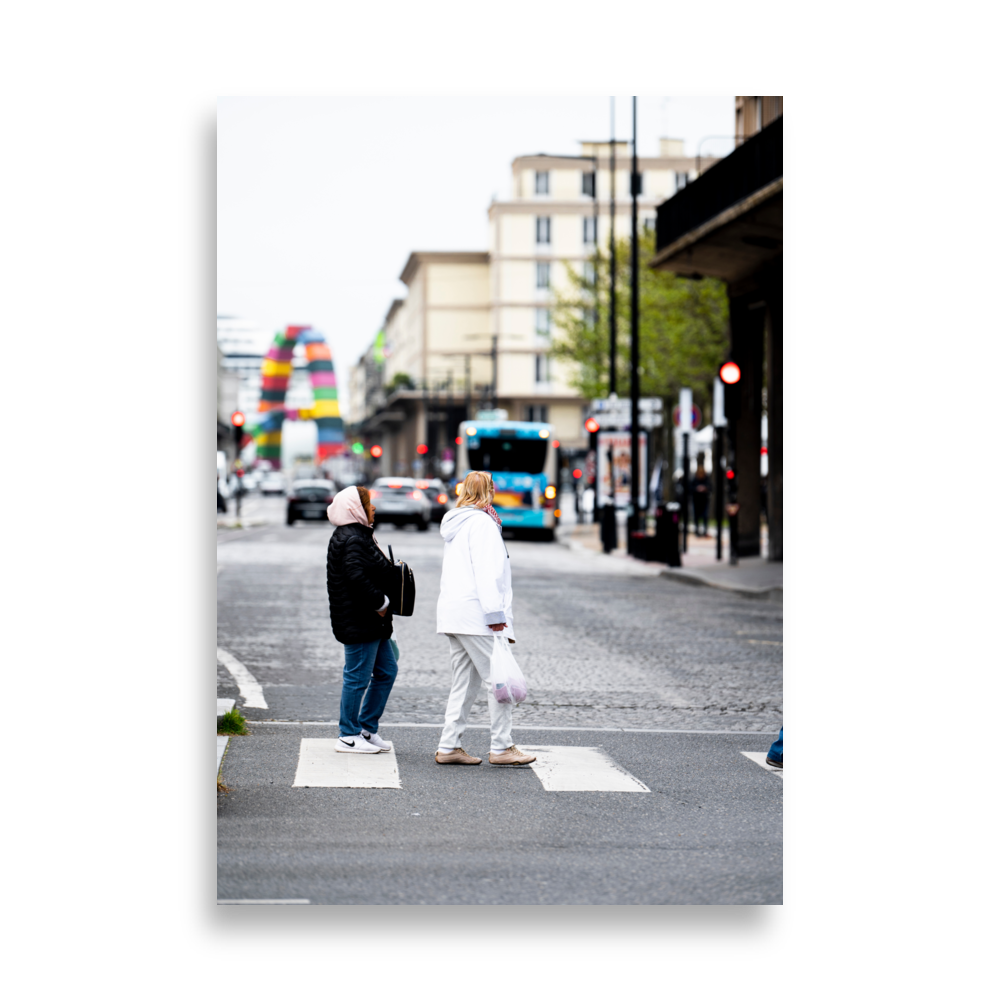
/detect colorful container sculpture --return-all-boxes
[252,325,344,469]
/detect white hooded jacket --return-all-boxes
[436,506,514,639]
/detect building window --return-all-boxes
[582,261,596,286]
[535,170,549,195]
[582,216,597,245]
[526,404,549,423]
[582,171,595,196]
[536,216,551,244]
[535,353,551,384]
[675,171,688,191]
[536,261,551,289]
[583,306,598,328]
[535,307,551,337]
[643,217,656,233]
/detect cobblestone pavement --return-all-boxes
[217,501,782,733]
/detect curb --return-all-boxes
[658,568,783,599]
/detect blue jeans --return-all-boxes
[767,728,783,763]
[339,638,398,736]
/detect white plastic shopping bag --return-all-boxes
[489,633,528,705]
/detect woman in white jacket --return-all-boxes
[434,471,537,767]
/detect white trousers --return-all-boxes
[438,633,513,753]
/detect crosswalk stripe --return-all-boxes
[741,751,784,778]
[292,739,402,788]
[217,899,310,904]
[519,745,651,792]
[217,735,229,775]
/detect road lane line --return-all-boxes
[520,745,651,792]
[217,735,228,775]
[216,647,268,709]
[292,739,402,788]
[741,751,784,778]
[217,698,235,716]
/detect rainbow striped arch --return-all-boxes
[253,325,344,469]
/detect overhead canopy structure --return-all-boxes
[253,325,344,469]
[651,115,782,561]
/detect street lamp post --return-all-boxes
[628,96,640,548]
[609,97,617,397]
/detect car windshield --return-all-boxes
[373,479,415,494]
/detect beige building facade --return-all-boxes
[350,139,716,480]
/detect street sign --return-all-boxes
[671,403,702,429]
[588,397,663,429]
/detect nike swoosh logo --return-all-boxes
[342,739,354,747]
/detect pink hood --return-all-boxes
[327,486,370,527]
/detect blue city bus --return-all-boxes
[456,419,558,540]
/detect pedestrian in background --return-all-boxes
[434,471,536,767]
[692,452,711,537]
[326,485,398,754]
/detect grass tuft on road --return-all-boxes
[218,707,249,736]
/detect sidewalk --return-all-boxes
[557,519,782,598]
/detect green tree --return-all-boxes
[385,371,415,393]
[550,228,729,423]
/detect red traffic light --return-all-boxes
[552,440,560,448]
[726,468,735,480]
[416,443,429,455]
[585,417,600,434]
[572,468,583,479]
[720,361,741,385]
[231,410,246,428]
[455,436,461,445]
[370,445,383,458]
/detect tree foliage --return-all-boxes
[550,228,730,422]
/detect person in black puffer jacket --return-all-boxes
[326,485,398,754]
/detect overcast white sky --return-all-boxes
[217,95,734,409]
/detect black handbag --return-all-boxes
[385,545,415,616]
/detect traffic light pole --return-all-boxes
[681,430,690,553]
[713,426,723,561]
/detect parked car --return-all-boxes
[415,478,452,523]
[368,477,431,531]
[286,479,336,525]
[260,472,286,496]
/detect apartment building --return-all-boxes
[350,138,715,479]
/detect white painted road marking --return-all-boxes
[741,751,784,778]
[217,735,229,774]
[293,739,402,788]
[520,746,651,792]
[217,698,235,716]
[217,647,268,709]
[217,899,310,904]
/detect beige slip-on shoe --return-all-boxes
[435,747,482,765]
[488,745,537,766]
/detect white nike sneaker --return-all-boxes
[360,730,393,752]
[335,735,381,753]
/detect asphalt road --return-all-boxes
[217,497,782,904]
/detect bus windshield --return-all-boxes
[468,436,547,474]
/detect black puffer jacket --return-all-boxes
[326,523,394,644]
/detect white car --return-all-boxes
[260,472,286,496]
[368,477,432,531]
